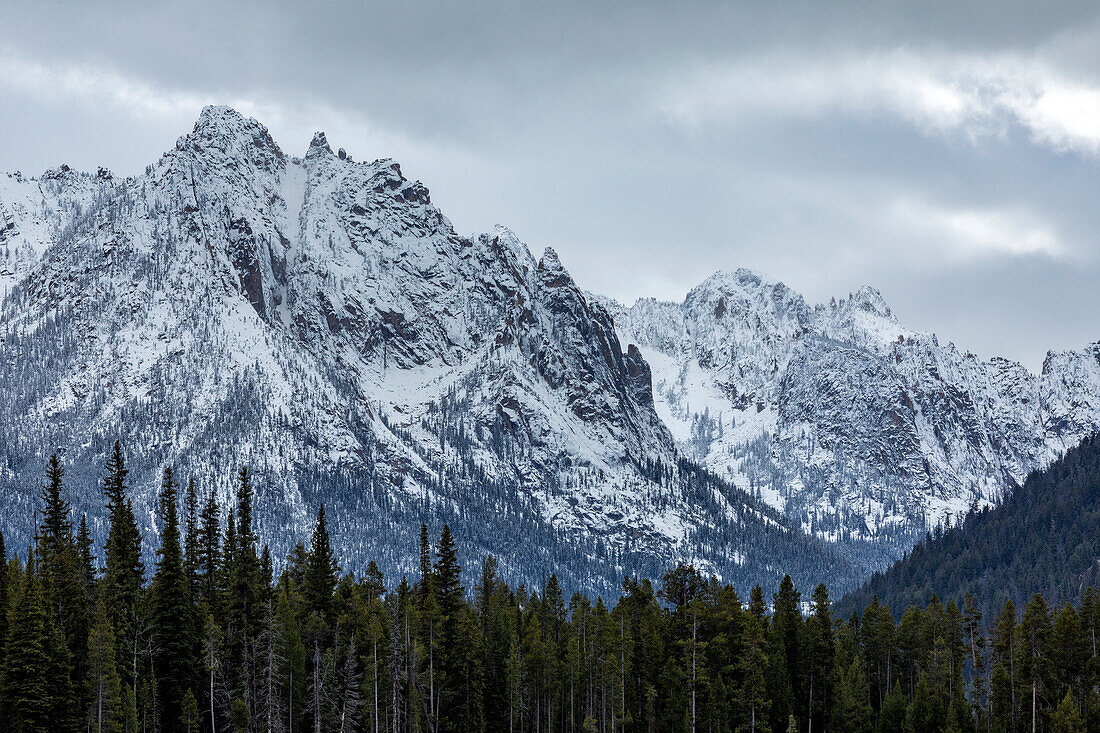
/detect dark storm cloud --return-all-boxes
[2,0,1099,368]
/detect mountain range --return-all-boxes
[1,106,1097,595]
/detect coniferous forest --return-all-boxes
[5,442,1100,733]
[840,435,1100,621]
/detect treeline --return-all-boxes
[840,434,1100,619]
[2,444,1099,733]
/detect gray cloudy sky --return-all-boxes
[2,0,1099,369]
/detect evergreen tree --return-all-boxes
[303,505,338,626]
[151,467,194,731]
[225,466,262,722]
[196,489,221,611]
[87,601,124,733]
[37,454,87,730]
[804,583,833,730]
[38,454,72,565]
[1017,593,1054,732]
[101,441,144,709]
[1051,690,1085,733]
[831,657,872,733]
[76,515,96,592]
[4,555,51,732]
[183,478,199,589]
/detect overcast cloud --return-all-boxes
[1,0,1098,368]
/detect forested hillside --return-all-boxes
[4,443,1100,732]
[840,434,1100,619]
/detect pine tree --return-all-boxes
[225,466,262,721]
[419,523,432,593]
[87,601,124,733]
[4,555,51,732]
[196,489,221,611]
[990,600,1017,732]
[0,532,7,654]
[77,515,96,592]
[767,575,800,731]
[434,525,465,730]
[1051,690,1085,733]
[181,690,199,733]
[38,454,72,565]
[183,478,199,589]
[831,656,872,733]
[101,441,144,709]
[736,597,768,733]
[37,454,88,728]
[303,505,338,626]
[804,583,833,731]
[151,466,194,731]
[1017,593,1054,732]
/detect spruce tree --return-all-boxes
[37,454,88,728]
[196,489,221,611]
[101,441,144,704]
[0,531,7,666]
[804,583,833,730]
[4,554,51,733]
[76,515,96,592]
[303,505,338,626]
[1051,690,1085,733]
[87,601,124,733]
[183,478,199,589]
[151,467,194,731]
[38,454,72,565]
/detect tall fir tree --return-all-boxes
[101,441,144,709]
[37,454,88,730]
[4,553,51,733]
[303,505,338,627]
[87,601,124,733]
[151,467,195,732]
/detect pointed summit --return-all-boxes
[850,285,892,319]
[176,105,284,170]
[306,131,333,159]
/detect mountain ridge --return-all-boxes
[2,105,1097,594]
[0,106,849,596]
[603,262,1100,565]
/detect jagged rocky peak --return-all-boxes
[5,106,809,598]
[306,130,333,158]
[686,268,810,322]
[846,285,893,319]
[176,105,285,171]
[616,262,1100,568]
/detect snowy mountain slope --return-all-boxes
[0,107,849,596]
[607,269,1100,562]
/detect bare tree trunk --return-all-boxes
[807,674,813,733]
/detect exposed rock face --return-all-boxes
[606,269,1100,561]
[0,107,844,595]
[7,107,1092,589]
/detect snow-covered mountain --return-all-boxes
[605,269,1100,563]
[0,107,847,596]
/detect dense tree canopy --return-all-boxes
[840,434,1100,620]
[3,447,1100,732]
